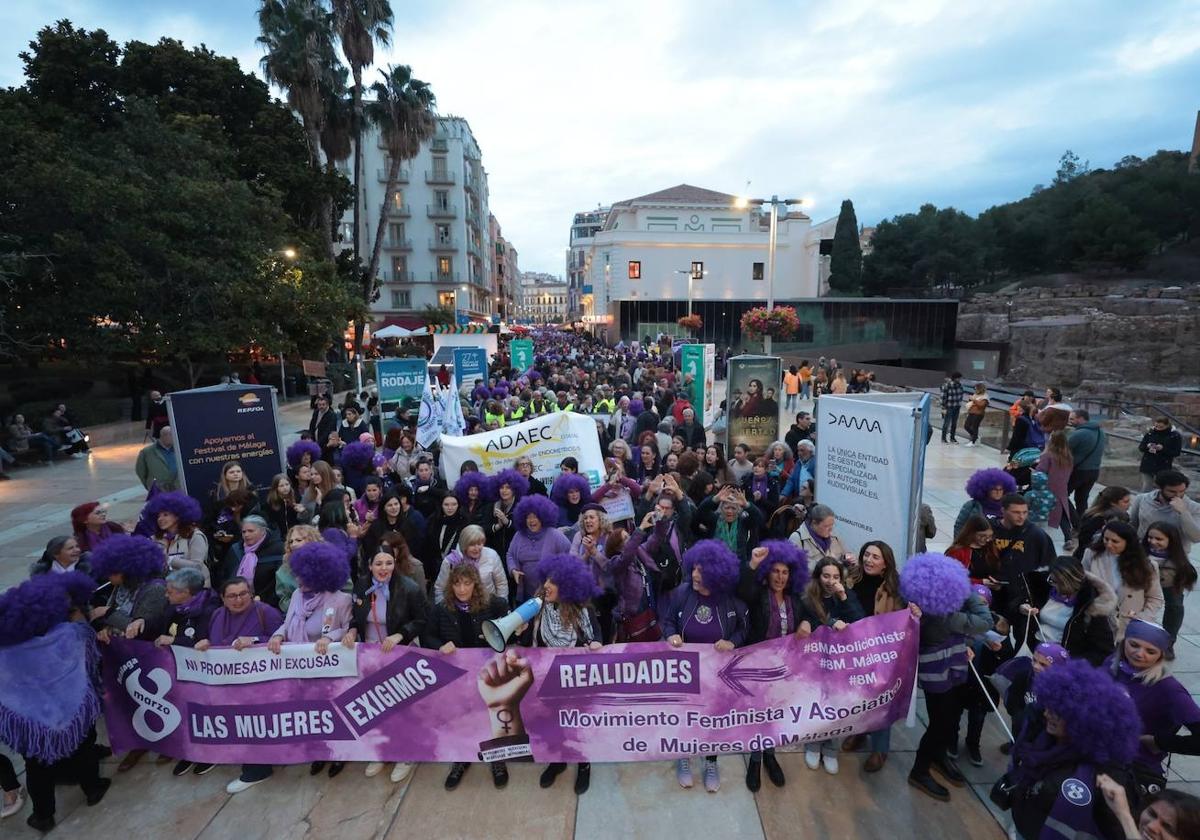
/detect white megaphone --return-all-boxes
[482,597,542,652]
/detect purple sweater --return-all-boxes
[207,603,284,646]
[507,527,571,601]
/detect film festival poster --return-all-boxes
[726,355,782,458]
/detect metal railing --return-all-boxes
[428,237,458,250]
[376,167,409,183]
[426,203,457,218]
[430,271,461,283]
[384,238,412,250]
[381,270,415,283]
[425,169,455,185]
[385,203,411,217]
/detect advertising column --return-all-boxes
[814,393,930,558]
[679,344,706,425]
[376,358,428,420]
[167,385,284,502]
[510,338,534,372]
[726,355,782,458]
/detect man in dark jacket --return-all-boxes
[309,395,338,459]
[1066,409,1105,519]
[784,412,815,456]
[991,495,1055,653]
[1137,417,1183,491]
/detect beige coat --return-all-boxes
[1082,549,1164,637]
[789,523,851,570]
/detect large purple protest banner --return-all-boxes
[101,611,918,764]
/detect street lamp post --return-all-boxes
[735,196,803,355]
[674,267,708,317]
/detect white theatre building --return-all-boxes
[579,184,837,337]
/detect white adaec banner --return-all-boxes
[815,393,930,560]
[439,411,606,492]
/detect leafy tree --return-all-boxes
[19,20,122,126]
[828,199,862,294]
[1053,149,1090,185]
[331,0,393,308]
[362,64,436,349]
[256,0,343,256]
[421,305,455,327]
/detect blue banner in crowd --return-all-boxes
[376,358,428,418]
[452,347,488,391]
[166,385,284,502]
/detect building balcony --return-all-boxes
[425,169,456,185]
[382,270,415,283]
[430,271,461,284]
[467,240,483,259]
[463,172,478,194]
[429,237,459,251]
[384,237,412,251]
[466,208,483,229]
[431,137,448,152]
[426,203,457,218]
[377,167,410,183]
[385,203,411,218]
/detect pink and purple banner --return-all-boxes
[100,611,918,764]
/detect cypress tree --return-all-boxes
[829,199,862,294]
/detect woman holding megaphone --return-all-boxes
[426,563,512,791]
[516,554,603,795]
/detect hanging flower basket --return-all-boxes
[677,313,703,331]
[740,305,800,339]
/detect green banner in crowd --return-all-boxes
[510,338,535,371]
[680,344,716,427]
[376,358,427,418]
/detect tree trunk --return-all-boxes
[365,153,403,306]
[306,123,334,259]
[350,68,364,361]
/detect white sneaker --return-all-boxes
[71,452,87,459]
[390,762,413,783]
[822,754,839,775]
[804,749,820,770]
[364,761,384,777]
[964,441,975,447]
[1,788,25,818]
[226,776,268,794]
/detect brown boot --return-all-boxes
[117,749,147,772]
[841,734,867,753]
[864,752,887,773]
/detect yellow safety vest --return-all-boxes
[485,411,506,427]
[508,407,526,421]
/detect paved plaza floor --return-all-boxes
[1,394,1197,839]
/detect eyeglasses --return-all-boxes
[223,591,251,600]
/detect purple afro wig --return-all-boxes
[289,541,351,593]
[682,539,740,596]
[538,553,601,604]
[286,439,322,468]
[965,468,1017,502]
[90,534,166,581]
[754,540,810,594]
[143,491,203,526]
[899,552,972,616]
[455,471,492,505]
[515,493,560,533]
[550,472,592,504]
[0,572,98,646]
[371,453,387,468]
[490,468,530,501]
[1033,659,1140,765]
[339,440,376,472]
[320,528,359,564]
[628,398,644,416]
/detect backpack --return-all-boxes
[1023,471,1055,523]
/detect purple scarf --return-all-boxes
[282,590,324,643]
[810,531,832,553]
[752,475,769,499]
[1047,587,1076,608]
[175,589,212,618]
[0,622,100,762]
[235,534,267,581]
[981,499,1003,518]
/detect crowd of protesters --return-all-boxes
[0,329,1197,839]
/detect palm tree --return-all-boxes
[257,0,343,255]
[359,63,435,352]
[331,0,393,286]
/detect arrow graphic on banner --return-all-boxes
[717,653,790,696]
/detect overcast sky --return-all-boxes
[3,0,1198,275]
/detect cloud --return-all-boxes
[1,0,1196,275]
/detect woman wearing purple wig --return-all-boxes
[146,491,211,587]
[900,552,992,802]
[1006,659,1141,839]
[88,534,171,645]
[520,553,602,795]
[267,541,353,779]
[662,540,749,793]
[487,468,528,560]
[737,540,809,791]
[507,494,571,602]
[953,468,1017,535]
